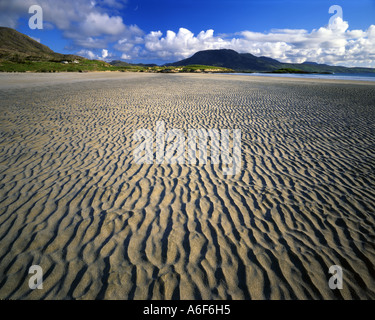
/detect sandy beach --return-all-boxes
[0,72,374,300]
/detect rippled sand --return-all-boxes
[0,72,375,300]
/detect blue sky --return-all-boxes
[1,0,375,66]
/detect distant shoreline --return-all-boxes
[225,72,375,82]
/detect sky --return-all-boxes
[0,0,374,67]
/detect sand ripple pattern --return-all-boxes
[0,73,375,299]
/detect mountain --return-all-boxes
[303,61,320,65]
[166,49,375,74]
[166,49,282,72]
[0,27,82,62]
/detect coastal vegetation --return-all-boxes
[0,59,233,73]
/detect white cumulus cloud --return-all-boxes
[143,28,229,59]
[80,12,126,37]
[101,49,109,59]
[77,48,111,61]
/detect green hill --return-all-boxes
[0,27,122,72]
[0,27,81,62]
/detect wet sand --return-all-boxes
[0,72,375,299]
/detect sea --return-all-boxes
[227,72,375,82]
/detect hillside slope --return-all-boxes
[0,27,81,62]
